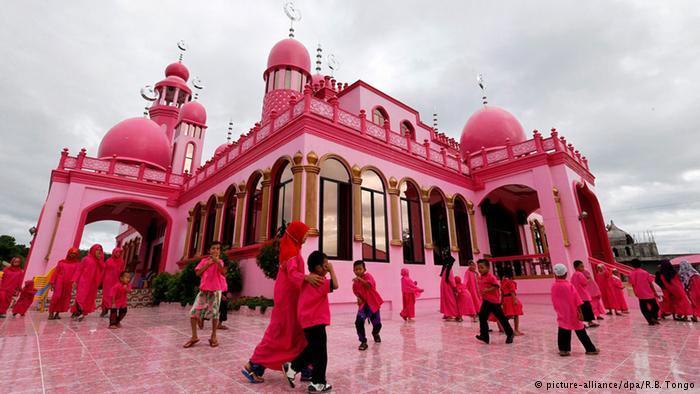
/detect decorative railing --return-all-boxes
[486,253,553,279]
[57,148,184,187]
[465,129,590,172]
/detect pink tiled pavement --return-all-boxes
[0,297,697,393]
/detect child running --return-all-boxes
[0,257,24,318]
[501,270,524,335]
[12,280,37,317]
[571,260,600,328]
[284,251,337,393]
[184,241,227,348]
[475,259,514,345]
[550,263,599,357]
[108,272,132,329]
[628,259,660,325]
[399,268,423,321]
[352,260,384,351]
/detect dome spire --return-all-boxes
[192,77,204,100]
[315,44,323,73]
[177,40,187,63]
[477,73,488,106]
[284,1,302,38]
[227,119,233,143]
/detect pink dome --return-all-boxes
[179,101,207,125]
[265,38,311,78]
[165,62,189,82]
[459,106,526,161]
[98,118,171,170]
[215,143,229,156]
[155,75,191,94]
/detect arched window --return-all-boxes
[430,189,450,264]
[270,161,294,236]
[284,68,292,89]
[188,204,202,257]
[400,181,424,264]
[613,248,619,258]
[244,173,264,245]
[203,196,218,253]
[400,121,414,139]
[625,246,631,256]
[372,106,388,126]
[183,143,195,174]
[320,158,352,260]
[221,187,237,247]
[361,170,388,262]
[531,220,547,254]
[453,198,473,266]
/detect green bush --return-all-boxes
[256,222,286,280]
[151,272,173,305]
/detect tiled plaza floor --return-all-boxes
[0,297,698,393]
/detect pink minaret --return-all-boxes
[149,61,192,142]
[171,100,207,175]
[261,38,311,121]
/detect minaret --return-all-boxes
[171,78,206,175]
[149,42,192,142]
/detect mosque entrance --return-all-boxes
[429,189,450,264]
[73,199,171,281]
[575,183,614,263]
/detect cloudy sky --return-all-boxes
[1,1,699,254]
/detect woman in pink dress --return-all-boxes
[0,257,24,318]
[100,247,125,317]
[439,255,459,321]
[399,268,423,321]
[678,261,700,322]
[71,244,105,321]
[464,260,482,312]
[242,221,323,384]
[610,269,629,313]
[656,261,693,321]
[48,247,81,320]
[595,264,620,315]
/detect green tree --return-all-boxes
[0,235,29,266]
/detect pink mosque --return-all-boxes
[23,32,628,309]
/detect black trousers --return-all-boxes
[558,327,596,352]
[109,308,127,326]
[581,301,595,322]
[291,325,327,385]
[219,297,228,322]
[355,305,382,343]
[639,298,659,324]
[478,300,514,340]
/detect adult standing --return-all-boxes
[678,261,700,322]
[48,248,81,320]
[464,260,482,313]
[439,255,459,321]
[0,257,24,318]
[71,244,105,321]
[100,247,125,317]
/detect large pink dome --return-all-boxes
[265,38,311,78]
[98,118,171,170]
[165,62,189,82]
[179,101,207,125]
[459,106,526,161]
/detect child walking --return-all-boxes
[475,259,514,345]
[571,261,600,328]
[551,264,599,357]
[184,241,227,348]
[12,280,37,317]
[108,272,131,329]
[0,257,24,318]
[501,270,524,335]
[48,248,80,320]
[628,259,660,325]
[284,251,337,393]
[352,260,384,351]
[399,268,423,321]
[611,269,629,313]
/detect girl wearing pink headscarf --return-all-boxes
[464,260,482,312]
[610,269,629,313]
[595,264,620,315]
[0,257,24,318]
[49,247,81,320]
[439,256,459,321]
[583,269,605,319]
[71,244,105,321]
[454,276,476,322]
[100,247,125,317]
[399,268,423,321]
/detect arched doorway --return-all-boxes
[429,188,450,264]
[576,183,614,263]
[202,195,218,253]
[74,198,171,276]
[453,197,473,266]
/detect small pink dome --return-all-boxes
[98,118,171,170]
[165,62,189,82]
[215,143,229,156]
[155,75,191,94]
[179,101,207,125]
[265,38,311,78]
[459,106,526,161]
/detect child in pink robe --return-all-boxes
[108,272,132,328]
[454,276,476,322]
[678,261,700,322]
[611,269,629,313]
[399,268,423,321]
[12,280,37,316]
[657,261,693,320]
[501,272,524,335]
[571,260,599,328]
[475,259,514,345]
[595,264,619,315]
[464,260,482,312]
[439,256,459,320]
[100,247,125,317]
[583,269,605,319]
[628,259,660,325]
[242,221,313,384]
[48,247,80,320]
[353,260,384,351]
[71,244,105,320]
[0,257,24,318]
[550,263,598,357]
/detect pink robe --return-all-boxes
[100,251,125,310]
[71,246,105,315]
[661,276,693,316]
[501,278,524,316]
[400,268,422,319]
[584,270,605,316]
[439,269,458,318]
[610,275,629,311]
[464,269,482,311]
[250,254,307,370]
[0,266,24,314]
[551,278,584,331]
[12,282,37,316]
[454,281,476,317]
[687,276,700,317]
[595,268,618,310]
[49,259,80,313]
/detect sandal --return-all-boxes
[183,338,200,348]
[241,366,264,384]
[209,338,219,348]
